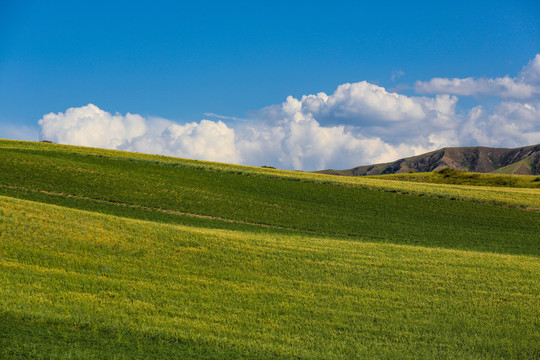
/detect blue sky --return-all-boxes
[1,0,539,170]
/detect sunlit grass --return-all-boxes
[2,139,540,210]
[1,139,539,359]
[1,196,539,359]
[366,168,540,188]
[1,139,539,256]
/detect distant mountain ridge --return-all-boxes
[319,144,540,176]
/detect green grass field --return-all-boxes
[1,139,539,359]
[367,168,540,188]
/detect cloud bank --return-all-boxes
[38,55,540,171]
[415,54,540,99]
[39,105,240,164]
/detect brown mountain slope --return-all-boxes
[318,144,540,176]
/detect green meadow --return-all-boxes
[367,168,540,189]
[1,139,539,359]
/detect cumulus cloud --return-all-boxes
[300,82,426,124]
[39,105,241,164]
[415,54,540,99]
[415,76,536,98]
[233,84,461,169]
[262,82,460,147]
[236,109,407,170]
[39,104,148,148]
[460,101,540,147]
[519,54,540,85]
[127,120,240,164]
[37,55,540,171]
[38,100,441,171]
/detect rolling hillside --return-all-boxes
[319,144,540,176]
[1,139,539,359]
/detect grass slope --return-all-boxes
[1,196,539,359]
[2,140,540,211]
[367,168,540,188]
[1,140,539,256]
[493,154,537,175]
[1,139,540,359]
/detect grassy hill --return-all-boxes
[365,168,540,189]
[1,139,539,359]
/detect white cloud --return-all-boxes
[38,101,438,171]
[36,55,540,171]
[415,54,540,99]
[461,101,540,147]
[415,76,536,98]
[299,82,426,124]
[39,104,147,148]
[128,120,240,164]
[234,84,458,170]
[264,82,461,152]
[39,104,241,164]
[236,111,410,170]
